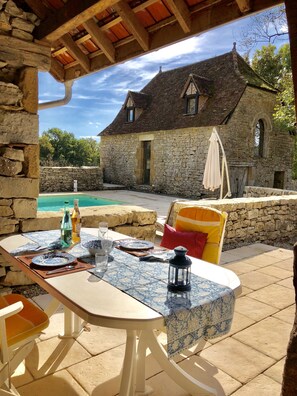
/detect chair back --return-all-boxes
[174,206,228,264]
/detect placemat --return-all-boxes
[17,255,94,279]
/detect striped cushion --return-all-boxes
[175,206,227,264]
[0,294,49,347]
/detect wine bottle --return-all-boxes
[61,201,72,247]
[71,199,81,243]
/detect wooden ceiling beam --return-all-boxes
[166,0,191,33]
[235,0,251,14]
[113,0,149,51]
[63,0,283,82]
[60,33,90,73]
[83,19,116,64]
[24,0,49,20]
[49,58,65,82]
[34,0,120,42]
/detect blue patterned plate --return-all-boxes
[31,252,76,267]
[119,240,154,250]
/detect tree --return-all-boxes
[39,128,100,166]
[239,5,288,56]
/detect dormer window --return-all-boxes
[127,107,135,122]
[126,97,135,122]
[184,81,199,115]
[186,94,198,115]
[181,75,213,116]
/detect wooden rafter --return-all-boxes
[166,0,191,33]
[60,33,90,73]
[24,0,49,19]
[113,0,149,51]
[235,0,251,13]
[62,0,283,81]
[34,0,120,42]
[83,19,116,64]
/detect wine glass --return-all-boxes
[98,221,108,239]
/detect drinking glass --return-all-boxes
[101,237,114,256]
[95,253,108,276]
[98,221,108,239]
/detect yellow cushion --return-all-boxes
[175,206,227,264]
[0,294,49,347]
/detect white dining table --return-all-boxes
[0,227,241,396]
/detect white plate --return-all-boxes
[31,252,76,267]
[119,240,154,250]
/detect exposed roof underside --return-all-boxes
[18,0,282,83]
[100,50,276,135]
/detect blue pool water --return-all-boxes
[38,194,123,212]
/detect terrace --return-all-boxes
[4,190,294,396]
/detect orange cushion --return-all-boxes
[0,294,49,347]
[160,224,207,259]
[175,207,227,264]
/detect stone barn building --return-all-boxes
[99,48,294,198]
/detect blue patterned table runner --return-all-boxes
[15,230,235,358]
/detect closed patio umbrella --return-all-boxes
[203,127,231,199]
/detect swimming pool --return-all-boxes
[38,194,123,212]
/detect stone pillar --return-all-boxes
[0,0,51,287]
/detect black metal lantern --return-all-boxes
[167,246,192,292]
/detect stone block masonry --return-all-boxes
[169,195,297,249]
[40,167,103,192]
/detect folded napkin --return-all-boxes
[11,239,63,256]
[139,251,173,262]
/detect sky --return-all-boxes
[37,8,286,140]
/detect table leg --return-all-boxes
[143,329,222,396]
[58,307,85,339]
[135,331,153,396]
[119,330,137,396]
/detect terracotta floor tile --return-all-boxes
[17,370,88,396]
[233,317,291,360]
[26,337,91,379]
[239,271,278,291]
[231,374,281,396]
[235,296,278,321]
[248,284,295,309]
[200,338,275,383]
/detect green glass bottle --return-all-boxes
[61,201,72,247]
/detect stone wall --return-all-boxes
[0,0,50,237]
[100,86,294,199]
[244,186,297,197]
[40,166,103,192]
[167,195,297,249]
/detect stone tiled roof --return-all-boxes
[127,91,151,109]
[100,51,276,136]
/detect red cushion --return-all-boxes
[160,224,208,259]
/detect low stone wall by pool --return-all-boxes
[40,166,103,192]
[167,195,297,249]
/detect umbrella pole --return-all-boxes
[214,128,232,199]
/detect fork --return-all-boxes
[46,265,83,275]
